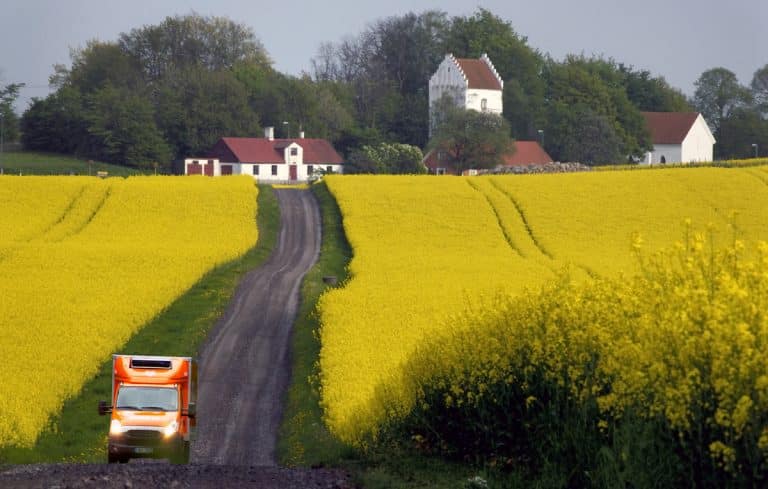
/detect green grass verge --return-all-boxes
[0,151,148,176]
[277,181,354,466]
[278,182,482,488]
[0,185,279,464]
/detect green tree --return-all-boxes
[547,103,624,165]
[118,13,271,83]
[1,81,24,144]
[155,67,260,158]
[348,142,425,174]
[21,86,86,153]
[541,57,650,162]
[271,75,354,142]
[693,67,752,133]
[716,107,768,159]
[68,41,143,93]
[619,64,691,112]
[751,64,768,116]
[84,84,171,168]
[21,13,273,168]
[311,11,449,147]
[428,95,513,174]
[445,8,546,139]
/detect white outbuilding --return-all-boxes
[641,112,716,164]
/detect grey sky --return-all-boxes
[1,0,765,112]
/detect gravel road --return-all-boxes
[0,188,352,488]
[194,188,322,466]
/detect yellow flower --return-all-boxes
[0,176,258,447]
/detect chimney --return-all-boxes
[264,126,274,141]
[299,131,305,139]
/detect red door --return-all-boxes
[187,163,202,175]
[289,165,297,181]
[220,165,233,175]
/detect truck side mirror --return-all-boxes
[183,402,196,418]
[98,400,112,416]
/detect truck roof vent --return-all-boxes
[130,358,172,369]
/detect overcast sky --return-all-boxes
[1,0,765,112]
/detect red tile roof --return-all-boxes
[501,141,553,166]
[641,112,700,144]
[209,137,344,164]
[423,141,552,174]
[455,58,503,90]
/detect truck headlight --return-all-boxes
[109,419,125,435]
[163,420,179,438]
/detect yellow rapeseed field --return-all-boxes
[489,168,768,276]
[319,167,768,457]
[0,176,257,448]
[319,176,554,443]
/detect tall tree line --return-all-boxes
[311,8,691,164]
[20,13,354,170]
[15,9,768,168]
[693,66,768,159]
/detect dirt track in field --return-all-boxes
[193,188,321,466]
[0,188,353,488]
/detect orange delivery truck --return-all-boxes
[98,355,197,464]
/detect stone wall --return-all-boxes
[487,162,592,174]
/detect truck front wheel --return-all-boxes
[171,441,190,464]
[108,453,129,464]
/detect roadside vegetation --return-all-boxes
[278,181,486,488]
[0,184,278,464]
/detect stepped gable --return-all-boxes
[453,54,503,90]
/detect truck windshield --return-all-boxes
[116,386,179,411]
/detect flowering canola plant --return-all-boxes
[319,166,768,467]
[390,233,768,476]
[0,176,257,448]
[319,175,554,443]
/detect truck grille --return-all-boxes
[125,429,163,442]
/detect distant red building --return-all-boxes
[423,140,553,175]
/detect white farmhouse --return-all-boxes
[428,53,503,133]
[641,112,715,164]
[183,127,344,182]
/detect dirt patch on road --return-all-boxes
[0,462,352,488]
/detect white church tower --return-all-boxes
[428,53,504,133]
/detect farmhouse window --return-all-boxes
[307,165,313,176]
[253,165,259,175]
[290,147,298,156]
[481,98,487,110]
[326,166,332,173]
[271,165,278,176]
[436,168,446,176]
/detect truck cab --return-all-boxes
[99,355,197,464]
